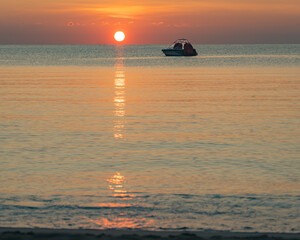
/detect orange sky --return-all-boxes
[0,0,299,44]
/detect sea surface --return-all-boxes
[0,44,299,232]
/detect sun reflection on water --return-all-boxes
[90,217,154,229]
[106,172,135,199]
[113,46,126,140]
[89,47,154,230]
[87,172,154,229]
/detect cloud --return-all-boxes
[173,24,189,28]
[152,22,164,26]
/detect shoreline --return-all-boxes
[1,228,299,240]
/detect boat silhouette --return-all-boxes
[162,39,198,56]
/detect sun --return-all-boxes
[114,31,125,42]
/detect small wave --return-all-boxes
[0,203,153,212]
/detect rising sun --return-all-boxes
[114,31,125,42]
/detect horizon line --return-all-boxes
[1,43,300,46]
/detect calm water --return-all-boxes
[0,45,299,232]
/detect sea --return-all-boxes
[0,44,299,232]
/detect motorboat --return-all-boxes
[162,39,198,56]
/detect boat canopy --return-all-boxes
[166,39,193,49]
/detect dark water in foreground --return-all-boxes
[0,45,299,232]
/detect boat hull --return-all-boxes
[162,49,184,56]
[162,49,197,56]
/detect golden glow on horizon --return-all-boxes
[114,31,125,42]
[0,0,299,44]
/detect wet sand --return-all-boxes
[0,228,299,240]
